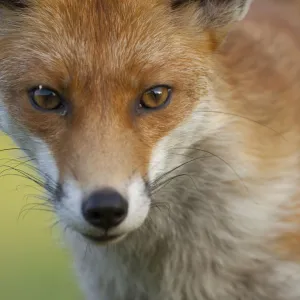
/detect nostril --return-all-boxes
[88,210,105,221]
[87,208,125,223]
[82,189,128,230]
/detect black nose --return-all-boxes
[82,189,128,230]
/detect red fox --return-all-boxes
[1,0,300,299]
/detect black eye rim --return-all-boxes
[28,85,68,116]
[137,84,173,113]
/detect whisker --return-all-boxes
[14,184,45,194]
[151,154,210,189]
[50,219,61,231]
[0,147,27,153]
[0,164,56,194]
[18,203,54,221]
[24,191,54,201]
[0,146,58,187]
[173,147,248,192]
[0,158,34,175]
[198,110,286,140]
[151,173,198,195]
[150,202,171,217]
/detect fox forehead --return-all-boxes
[2,0,212,106]
[0,0,214,129]
[15,1,195,81]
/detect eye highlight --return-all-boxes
[28,85,67,115]
[138,85,172,112]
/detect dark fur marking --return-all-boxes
[0,0,28,9]
[171,0,243,9]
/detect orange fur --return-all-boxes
[218,0,300,260]
[1,0,300,264]
[0,0,210,182]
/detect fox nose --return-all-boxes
[82,189,128,230]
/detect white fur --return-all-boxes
[32,137,59,182]
[117,176,150,234]
[0,93,11,134]
[58,174,150,238]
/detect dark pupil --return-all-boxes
[34,89,61,109]
[148,88,163,102]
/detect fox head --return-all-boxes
[0,0,252,243]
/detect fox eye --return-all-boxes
[29,86,67,115]
[138,85,172,112]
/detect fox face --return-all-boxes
[0,0,253,244]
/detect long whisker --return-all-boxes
[0,164,56,194]
[151,154,210,189]
[173,147,248,192]
[0,146,57,187]
[18,202,54,221]
[0,147,27,153]
[0,158,35,177]
[199,110,286,140]
[151,173,199,195]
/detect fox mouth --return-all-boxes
[82,233,126,244]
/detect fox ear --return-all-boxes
[171,0,253,27]
[0,0,27,9]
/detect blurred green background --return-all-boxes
[0,134,81,299]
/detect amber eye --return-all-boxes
[29,86,67,115]
[139,85,172,111]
